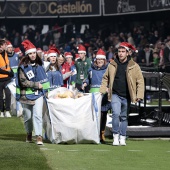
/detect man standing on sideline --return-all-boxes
[75,44,91,92]
[100,42,144,146]
[163,39,170,73]
[0,39,14,117]
[6,40,20,78]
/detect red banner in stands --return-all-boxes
[3,0,101,18]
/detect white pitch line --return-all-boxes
[93,150,110,152]
[128,150,143,152]
[40,148,55,151]
[66,150,79,152]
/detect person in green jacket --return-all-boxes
[75,44,91,93]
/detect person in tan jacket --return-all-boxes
[100,42,144,146]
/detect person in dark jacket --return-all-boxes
[163,39,170,73]
[137,44,153,67]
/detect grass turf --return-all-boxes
[1,117,170,170]
[41,139,170,170]
[0,117,52,170]
[146,99,170,106]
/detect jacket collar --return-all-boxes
[110,58,136,68]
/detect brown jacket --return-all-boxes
[99,59,144,103]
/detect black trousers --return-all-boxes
[165,66,170,73]
[0,80,11,112]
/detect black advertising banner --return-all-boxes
[1,0,170,18]
[0,0,5,18]
[103,0,148,16]
[5,0,101,18]
[148,0,170,11]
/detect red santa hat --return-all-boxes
[119,42,138,53]
[44,51,48,57]
[47,47,60,58]
[21,40,36,55]
[14,47,22,54]
[64,52,73,58]
[37,48,42,53]
[75,54,80,61]
[78,44,86,54]
[96,49,106,59]
[6,40,13,48]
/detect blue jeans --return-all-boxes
[22,96,44,136]
[111,94,130,136]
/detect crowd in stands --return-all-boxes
[1,20,170,73]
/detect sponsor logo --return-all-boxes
[117,0,136,13]
[19,3,27,14]
[149,0,170,8]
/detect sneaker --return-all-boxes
[17,110,23,117]
[5,111,11,118]
[0,112,4,117]
[119,135,126,146]
[26,133,32,143]
[113,134,119,146]
[36,136,43,145]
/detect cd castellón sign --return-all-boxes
[4,0,101,18]
[26,2,92,14]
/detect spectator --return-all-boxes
[52,28,61,47]
[34,31,41,48]
[87,46,93,59]
[119,32,126,42]
[106,45,114,62]
[12,32,22,48]
[36,48,43,60]
[138,44,153,66]
[127,33,135,46]
[163,39,170,73]
[152,48,160,71]
[139,34,148,48]
[159,42,165,71]
[42,32,51,51]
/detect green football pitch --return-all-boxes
[0,117,170,170]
